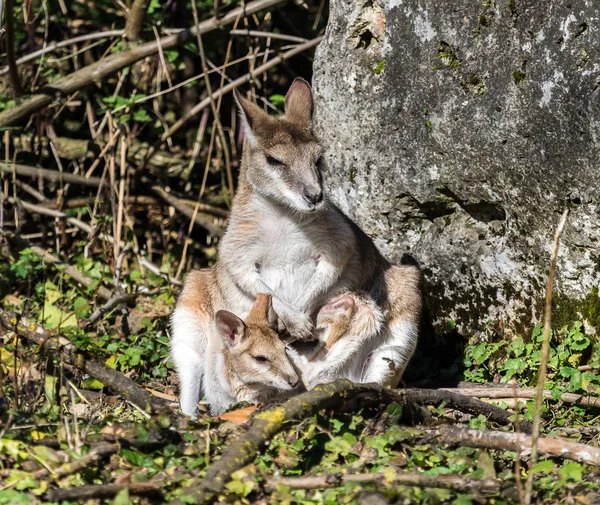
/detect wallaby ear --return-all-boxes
[285,77,313,127]
[215,310,246,348]
[246,293,272,327]
[233,90,269,144]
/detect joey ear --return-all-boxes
[215,310,246,347]
[285,77,313,127]
[233,90,269,144]
[246,293,272,327]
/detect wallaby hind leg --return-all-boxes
[170,269,217,418]
[360,265,422,387]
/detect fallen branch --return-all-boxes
[0,162,102,187]
[9,197,94,236]
[170,380,386,505]
[424,424,600,466]
[45,482,162,502]
[34,442,119,480]
[86,293,135,326]
[391,388,532,434]
[266,471,502,495]
[441,387,600,409]
[3,163,225,237]
[0,0,288,127]
[60,195,229,218]
[0,309,157,413]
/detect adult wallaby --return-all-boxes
[171,78,422,417]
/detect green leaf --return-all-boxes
[0,490,33,505]
[532,459,554,474]
[121,448,145,466]
[133,109,152,123]
[386,402,403,423]
[568,370,583,392]
[507,337,525,357]
[41,301,77,329]
[113,488,131,505]
[80,378,104,390]
[6,471,38,491]
[268,94,285,107]
[559,462,584,481]
[453,493,473,505]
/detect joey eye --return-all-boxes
[254,355,270,363]
[266,155,285,167]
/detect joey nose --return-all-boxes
[288,376,300,388]
[303,187,323,207]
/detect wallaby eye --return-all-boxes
[254,355,270,363]
[266,155,285,167]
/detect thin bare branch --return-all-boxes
[86,292,135,326]
[425,424,600,466]
[0,30,124,77]
[45,482,162,502]
[4,0,24,95]
[230,29,308,43]
[525,209,569,504]
[123,0,151,43]
[150,185,224,237]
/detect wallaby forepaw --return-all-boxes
[283,312,315,341]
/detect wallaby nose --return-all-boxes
[288,376,300,388]
[303,187,323,207]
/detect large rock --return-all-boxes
[313,0,600,335]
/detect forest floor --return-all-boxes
[1,245,600,505]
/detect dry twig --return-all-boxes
[34,442,119,480]
[525,209,569,504]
